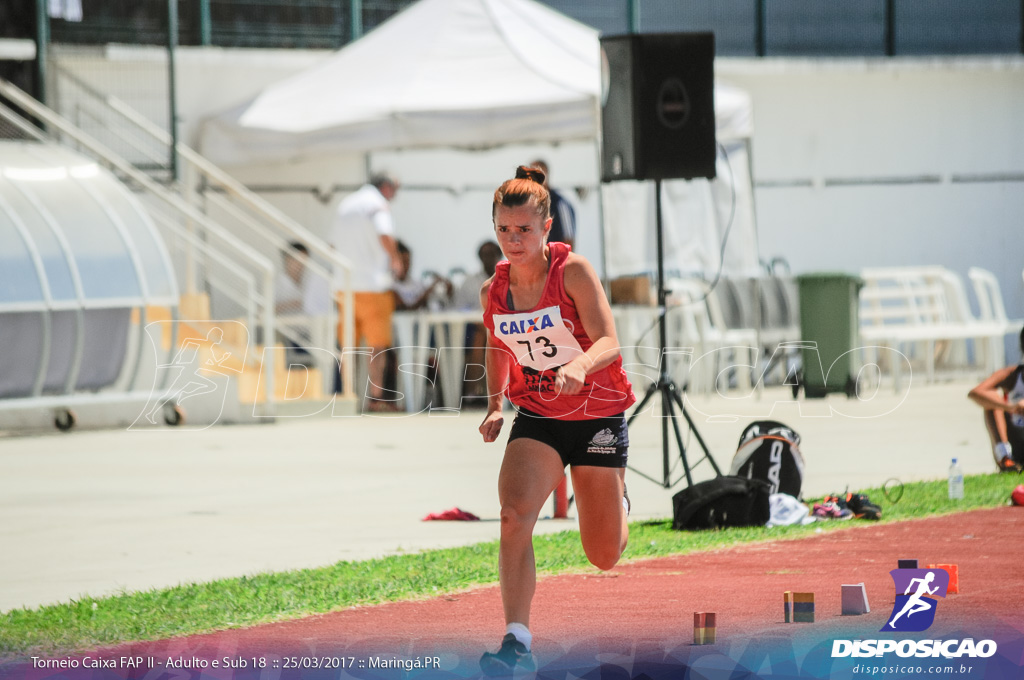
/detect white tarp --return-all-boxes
[601,91,759,280]
[199,0,759,278]
[201,0,601,164]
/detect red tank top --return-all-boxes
[483,242,635,420]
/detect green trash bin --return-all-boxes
[795,272,864,399]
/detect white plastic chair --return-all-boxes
[968,267,1016,329]
[969,266,1024,366]
[665,278,758,394]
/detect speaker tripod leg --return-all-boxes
[627,373,723,487]
[669,385,723,476]
[662,384,695,488]
[626,380,673,487]
[627,379,659,428]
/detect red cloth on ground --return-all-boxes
[422,507,481,521]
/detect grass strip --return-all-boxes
[1,472,1018,659]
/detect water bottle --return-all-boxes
[948,458,964,500]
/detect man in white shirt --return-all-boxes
[331,174,402,410]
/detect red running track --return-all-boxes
[77,506,1024,668]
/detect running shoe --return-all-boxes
[823,494,848,512]
[997,456,1023,473]
[623,482,630,516]
[812,501,839,519]
[812,501,853,520]
[844,492,882,520]
[480,634,535,676]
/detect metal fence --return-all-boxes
[49,0,415,49]
[47,0,1024,55]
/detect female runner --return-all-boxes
[478,166,636,674]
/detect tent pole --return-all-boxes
[745,136,766,397]
[745,138,760,270]
[167,0,180,182]
[350,0,363,41]
[34,0,49,104]
[594,137,609,293]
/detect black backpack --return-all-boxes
[671,476,772,530]
[729,420,805,499]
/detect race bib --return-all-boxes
[492,305,584,372]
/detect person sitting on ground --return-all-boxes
[391,240,452,311]
[968,325,1024,472]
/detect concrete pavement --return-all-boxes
[0,379,1000,613]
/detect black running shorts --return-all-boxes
[507,408,629,468]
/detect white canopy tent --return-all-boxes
[201,0,601,161]
[200,0,759,279]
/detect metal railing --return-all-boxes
[49,0,415,49]
[46,66,357,402]
[0,77,289,414]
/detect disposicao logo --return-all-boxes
[831,567,998,660]
[883,568,948,632]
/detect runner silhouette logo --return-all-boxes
[882,568,950,632]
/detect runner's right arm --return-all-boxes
[479,275,509,443]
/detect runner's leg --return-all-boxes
[570,465,628,571]
[497,437,566,627]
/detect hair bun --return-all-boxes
[515,165,546,185]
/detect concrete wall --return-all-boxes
[50,47,1024,359]
[718,58,1024,359]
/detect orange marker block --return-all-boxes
[928,564,959,594]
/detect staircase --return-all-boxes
[0,75,357,426]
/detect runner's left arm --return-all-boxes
[556,255,620,396]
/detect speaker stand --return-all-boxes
[626,179,722,489]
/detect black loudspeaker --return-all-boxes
[600,32,716,182]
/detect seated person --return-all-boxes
[968,325,1024,472]
[275,241,331,367]
[451,241,503,399]
[450,240,503,311]
[275,242,310,315]
[391,240,452,311]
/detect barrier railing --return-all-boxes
[48,66,356,402]
[0,76,281,415]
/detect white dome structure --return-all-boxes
[0,140,178,406]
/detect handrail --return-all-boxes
[73,103,169,168]
[0,79,273,276]
[201,190,333,284]
[103,94,352,275]
[0,76,279,412]
[99,83,354,398]
[1,74,359,402]
[0,101,47,141]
